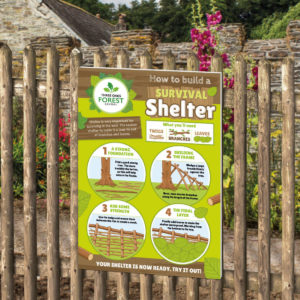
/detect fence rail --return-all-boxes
[0,43,298,300]
[88,224,144,258]
[152,227,208,243]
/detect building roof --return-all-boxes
[42,0,115,46]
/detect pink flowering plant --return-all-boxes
[191,0,258,90]
[191,0,227,72]
[32,116,71,203]
[5,100,71,206]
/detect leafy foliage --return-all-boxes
[237,0,299,36]
[2,98,71,202]
[65,0,300,39]
[64,0,116,22]
[250,2,300,39]
[222,109,300,234]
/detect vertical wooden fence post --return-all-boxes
[233,54,247,300]
[118,272,129,300]
[186,52,199,71]
[257,59,271,300]
[281,57,295,300]
[163,50,176,70]
[140,50,152,69]
[162,49,176,300]
[210,53,223,300]
[94,48,106,68]
[70,48,83,300]
[47,44,60,300]
[163,276,176,300]
[94,271,107,300]
[93,46,107,300]
[186,277,199,300]
[139,49,153,300]
[0,42,14,300]
[117,49,130,68]
[185,51,201,300]
[116,48,130,300]
[23,45,37,300]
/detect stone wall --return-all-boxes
[0,0,85,53]
[80,22,300,93]
[6,19,300,121]
[12,36,79,80]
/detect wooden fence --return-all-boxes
[0,41,298,300]
[88,224,144,258]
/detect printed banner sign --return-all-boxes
[78,68,222,279]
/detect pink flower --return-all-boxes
[221,53,230,67]
[59,156,64,163]
[223,123,229,132]
[199,54,209,62]
[253,83,258,91]
[229,77,235,89]
[59,118,65,129]
[229,113,234,123]
[209,36,217,48]
[199,65,209,71]
[200,30,211,42]
[39,134,46,143]
[252,66,258,76]
[206,11,222,26]
[191,28,200,41]
[224,77,229,87]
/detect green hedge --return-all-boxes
[250,3,300,39]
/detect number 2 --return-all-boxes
[166,151,171,159]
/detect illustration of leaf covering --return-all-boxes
[78,190,91,217]
[194,207,208,218]
[194,136,212,143]
[207,87,217,97]
[78,112,88,130]
[204,257,221,279]
[154,237,207,263]
[86,73,135,113]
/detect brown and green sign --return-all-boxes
[78,68,222,279]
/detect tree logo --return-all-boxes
[86,73,136,114]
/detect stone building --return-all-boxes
[0,0,114,52]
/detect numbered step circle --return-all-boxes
[151,204,210,265]
[87,143,146,201]
[87,200,146,260]
[150,146,210,205]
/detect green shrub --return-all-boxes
[250,3,300,39]
[223,108,300,234]
[2,97,70,204]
